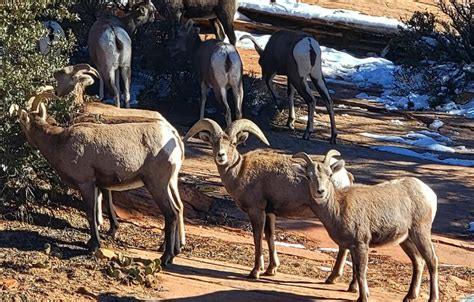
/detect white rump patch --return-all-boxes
[293,38,321,77]
[414,178,438,222]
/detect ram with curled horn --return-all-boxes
[185,118,355,282]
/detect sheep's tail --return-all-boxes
[239,35,264,56]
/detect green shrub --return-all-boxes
[0,1,78,209]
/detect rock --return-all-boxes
[448,275,471,288]
[95,248,116,260]
[0,278,18,290]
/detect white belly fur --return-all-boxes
[105,179,145,191]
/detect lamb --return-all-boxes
[184,118,354,280]
[293,150,439,302]
[240,30,337,143]
[88,0,156,108]
[18,102,185,265]
[169,20,243,126]
[162,0,238,45]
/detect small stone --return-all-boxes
[448,275,470,288]
[95,248,116,260]
[43,243,51,255]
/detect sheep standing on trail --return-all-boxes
[293,150,439,302]
[168,20,243,126]
[241,30,337,144]
[184,118,354,280]
[88,0,156,108]
[37,21,65,55]
[18,102,185,266]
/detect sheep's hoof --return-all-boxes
[160,253,174,267]
[158,241,166,252]
[247,270,260,280]
[262,268,277,276]
[107,227,118,239]
[302,131,312,140]
[403,292,418,302]
[286,119,295,130]
[86,239,100,254]
[325,275,339,284]
[330,134,338,145]
[348,282,358,293]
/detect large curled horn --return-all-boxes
[72,64,100,79]
[239,35,264,56]
[227,119,270,146]
[29,91,59,112]
[184,118,223,143]
[184,19,194,31]
[25,85,56,110]
[292,152,314,166]
[323,149,341,166]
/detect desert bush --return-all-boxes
[0,1,78,210]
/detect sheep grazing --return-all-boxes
[240,30,337,144]
[163,0,238,45]
[169,20,243,126]
[19,102,185,265]
[184,118,354,280]
[293,150,439,302]
[88,0,156,108]
[52,63,163,120]
[37,21,65,55]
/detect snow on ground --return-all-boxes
[235,30,474,119]
[361,131,463,153]
[275,241,305,249]
[371,146,474,167]
[238,0,403,33]
[468,222,474,232]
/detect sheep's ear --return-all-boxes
[19,110,30,125]
[292,163,308,178]
[330,159,345,174]
[38,102,47,120]
[198,132,212,144]
[235,132,249,146]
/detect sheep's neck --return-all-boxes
[28,120,65,167]
[119,10,144,35]
[312,184,343,239]
[216,152,243,195]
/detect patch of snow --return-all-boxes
[429,119,444,130]
[467,222,474,232]
[371,146,474,167]
[438,100,474,119]
[318,266,332,272]
[318,247,339,253]
[390,119,405,126]
[362,131,458,153]
[238,0,403,32]
[460,294,474,302]
[275,241,305,249]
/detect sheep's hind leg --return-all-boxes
[247,208,266,279]
[290,76,316,140]
[411,230,439,302]
[350,244,370,302]
[102,189,119,239]
[286,80,296,129]
[400,238,424,301]
[78,182,101,253]
[262,213,279,276]
[311,75,337,144]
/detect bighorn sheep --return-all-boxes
[294,150,439,302]
[37,21,65,55]
[52,63,163,119]
[184,118,353,280]
[19,102,185,265]
[162,0,238,45]
[88,0,156,108]
[169,20,243,126]
[240,31,337,143]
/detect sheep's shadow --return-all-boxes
[0,229,89,259]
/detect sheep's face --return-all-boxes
[133,0,156,25]
[306,163,333,200]
[19,108,47,148]
[199,132,247,166]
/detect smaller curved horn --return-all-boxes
[293,152,313,166]
[8,104,20,117]
[227,119,269,146]
[29,91,59,112]
[72,63,94,73]
[184,118,223,143]
[184,19,194,30]
[239,35,264,56]
[324,149,341,166]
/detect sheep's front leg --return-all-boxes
[325,247,349,284]
[78,182,101,253]
[102,189,119,238]
[247,208,266,279]
[263,213,280,276]
[351,244,370,302]
[286,80,296,130]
